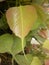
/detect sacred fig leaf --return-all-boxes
[31,56,42,65]
[6,5,37,38]
[14,54,33,65]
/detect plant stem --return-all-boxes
[12,58,14,65]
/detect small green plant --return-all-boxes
[0,0,49,65]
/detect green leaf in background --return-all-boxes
[34,4,46,22]
[0,34,13,53]
[11,35,26,55]
[0,34,26,55]
[32,0,44,5]
[31,56,42,65]
[0,14,8,30]
[14,54,33,65]
[31,17,41,30]
[31,4,47,31]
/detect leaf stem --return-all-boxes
[12,58,14,65]
[22,38,28,61]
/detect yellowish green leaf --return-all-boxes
[6,5,37,38]
[0,34,13,53]
[31,56,42,65]
[43,39,49,50]
[34,4,46,22]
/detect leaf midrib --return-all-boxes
[19,6,24,53]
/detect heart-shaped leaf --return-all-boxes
[6,5,37,38]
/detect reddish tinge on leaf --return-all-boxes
[6,5,37,38]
